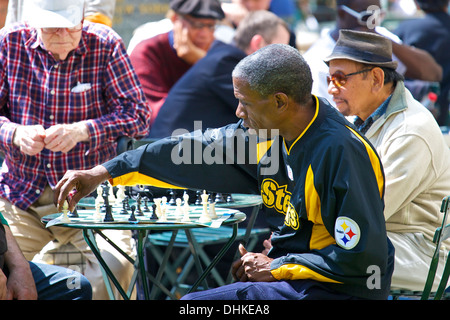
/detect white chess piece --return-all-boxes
[174,198,183,220]
[182,193,191,222]
[209,201,218,219]
[93,198,102,221]
[198,190,211,223]
[108,182,116,204]
[158,204,168,222]
[154,198,162,218]
[61,202,71,223]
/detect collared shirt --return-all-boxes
[354,95,392,134]
[0,21,152,210]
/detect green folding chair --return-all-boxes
[391,196,450,300]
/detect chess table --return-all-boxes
[41,195,259,300]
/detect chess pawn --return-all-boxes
[150,204,158,220]
[158,204,168,222]
[208,202,218,219]
[174,198,183,220]
[182,193,190,220]
[61,202,71,223]
[120,198,128,215]
[128,205,137,222]
[94,199,102,221]
[214,193,226,204]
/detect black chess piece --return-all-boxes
[128,205,137,222]
[195,190,202,205]
[226,193,234,203]
[143,197,150,212]
[214,193,226,204]
[120,198,128,215]
[150,204,158,220]
[69,207,79,218]
[103,203,114,222]
[168,189,176,206]
[135,193,144,216]
[124,186,131,210]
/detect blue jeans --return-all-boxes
[30,262,92,300]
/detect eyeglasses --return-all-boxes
[338,5,385,26]
[327,68,373,88]
[180,15,216,31]
[41,20,83,34]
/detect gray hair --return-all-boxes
[232,44,313,105]
[234,10,289,52]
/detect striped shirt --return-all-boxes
[0,21,152,210]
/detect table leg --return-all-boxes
[187,223,239,294]
[83,229,129,300]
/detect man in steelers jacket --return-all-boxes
[54,44,394,300]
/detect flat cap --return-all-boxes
[170,0,225,20]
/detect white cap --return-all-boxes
[23,0,85,28]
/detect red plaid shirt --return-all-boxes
[0,22,152,210]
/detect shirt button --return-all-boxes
[50,90,55,95]
[46,163,51,168]
[49,115,54,120]
[35,190,41,194]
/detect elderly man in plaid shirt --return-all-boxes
[0,0,151,299]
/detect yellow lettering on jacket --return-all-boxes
[261,179,299,230]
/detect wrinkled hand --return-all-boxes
[13,125,46,156]
[44,122,89,153]
[231,243,275,282]
[13,122,89,155]
[53,165,111,211]
[173,20,207,65]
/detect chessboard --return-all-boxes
[44,187,244,229]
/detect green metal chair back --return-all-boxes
[421,195,450,300]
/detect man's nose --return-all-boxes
[235,104,246,119]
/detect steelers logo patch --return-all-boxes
[334,217,361,250]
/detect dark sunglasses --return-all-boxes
[326,68,374,88]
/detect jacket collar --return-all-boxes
[364,81,408,137]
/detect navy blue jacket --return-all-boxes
[149,40,246,138]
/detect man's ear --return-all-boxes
[371,67,385,93]
[247,34,265,54]
[274,92,289,111]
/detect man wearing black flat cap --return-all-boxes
[326,29,450,293]
[130,0,225,126]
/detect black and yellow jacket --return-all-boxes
[104,96,394,299]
